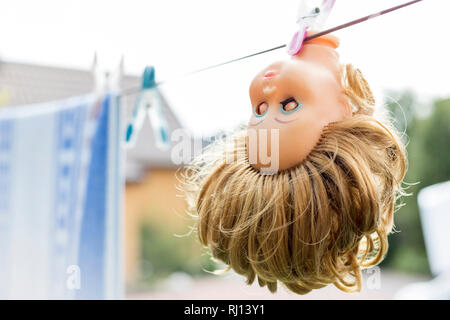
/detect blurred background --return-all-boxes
[1,0,449,299]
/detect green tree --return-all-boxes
[138,218,217,287]
[383,93,450,274]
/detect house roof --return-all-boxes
[0,60,186,182]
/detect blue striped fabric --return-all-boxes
[0,93,123,299]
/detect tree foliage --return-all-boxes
[382,92,450,274]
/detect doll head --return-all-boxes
[247,34,369,172]
[182,34,406,294]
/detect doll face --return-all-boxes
[247,57,351,171]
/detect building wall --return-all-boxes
[124,167,189,286]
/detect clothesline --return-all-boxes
[120,0,424,96]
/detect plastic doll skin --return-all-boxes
[247,33,352,171]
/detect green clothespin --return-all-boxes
[125,66,171,150]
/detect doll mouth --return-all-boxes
[275,117,298,124]
[263,71,277,79]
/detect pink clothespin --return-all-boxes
[287,0,336,56]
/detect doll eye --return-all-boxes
[280,97,302,114]
[254,102,268,117]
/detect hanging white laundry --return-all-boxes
[0,92,124,299]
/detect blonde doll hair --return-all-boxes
[181,64,407,294]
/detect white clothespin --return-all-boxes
[287,0,336,56]
[91,52,106,97]
[125,66,171,150]
[90,54,124,118]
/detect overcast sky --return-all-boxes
[1,0,448,135]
